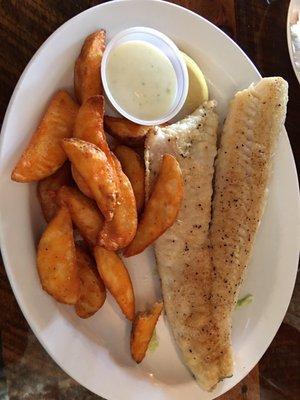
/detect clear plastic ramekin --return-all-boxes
[101,27,189,126]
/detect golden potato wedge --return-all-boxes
[37,206,80,304]
[62,139,117,221]
[98,154,137,251]
[71,164,93,199]
[74,95,115,164]
[104,116,151,147]
[124,154,183,257]
[11,91,78,182]
[75,246,106,318]
[37,163,72,222]
[131,302,163,363]
[94,246,135,321]
[72,95,117,194]
[74,30,105,104]
[74,95,107,150]
[114,145,145,213]
[57,186,104,247]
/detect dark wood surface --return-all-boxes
[0,1,299,399]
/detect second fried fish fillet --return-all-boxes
[210,77,288,380]
[145,101,220,390]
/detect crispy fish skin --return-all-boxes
[145,101,219,390]
[210,77,288,380]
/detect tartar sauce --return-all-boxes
[106,40,177,120]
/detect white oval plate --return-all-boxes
[0,1,299,399]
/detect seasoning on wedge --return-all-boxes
[74,30,106,104]
[94,246,135,321]
[12,91,78,182]
[115,145,145,213]
[104,116,151,147]
[124,154,183,257]
[57,186,104,247]
[62,139,117,221]
[37,206,80,304]
[98,154,137,251]
[37,163,72,222]
[131,302,163,363]
[75,246,106,318]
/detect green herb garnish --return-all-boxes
[236,294,253,309]
[148,329,159,353]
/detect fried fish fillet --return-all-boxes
[145,101,219,390]
[209,77,288,381]
[145,77,288,391]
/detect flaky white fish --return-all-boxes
[209,77,288,381]
[145,77,288,391]
[145,101,220,390]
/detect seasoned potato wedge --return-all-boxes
[75,246,106,318]
[131,302,163,363]
[74,95,108,151]
[72,95,117,193]
[124,154,183,257]
[74,30,105,104]
[94,246,135,321]
[98,154,137,251]
[57,186,104,247]
[37,206,80,304]
[37,163,72,222]
[71,164,93,199]
[104,116,151,147]
[115,145,145,213]
[11,91,78,182]
[62,139,117,221]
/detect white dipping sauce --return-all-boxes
[106,40,177,120]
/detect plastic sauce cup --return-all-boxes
[101,27,189,126]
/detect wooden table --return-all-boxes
[0,1,299,399]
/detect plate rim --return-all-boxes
[0,1,299,399]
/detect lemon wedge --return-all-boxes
[178,51,209,119]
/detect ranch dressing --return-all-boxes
[106,40,177,120]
